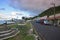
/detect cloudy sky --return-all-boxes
[0,0,60,19]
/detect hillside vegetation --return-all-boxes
[38,6,60,17]
[23,6,60,20]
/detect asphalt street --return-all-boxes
[31,21,60,40]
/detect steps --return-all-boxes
[0,28,20,40]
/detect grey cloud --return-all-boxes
[0,8,5,10]
[9,0,60,15]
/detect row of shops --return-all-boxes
[40,13,60,26]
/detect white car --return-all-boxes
[44,20,52,25]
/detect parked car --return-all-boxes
[44,20,52,25]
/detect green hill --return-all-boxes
[38,6,60,17]
[25,6,60,20]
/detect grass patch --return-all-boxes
[6,22,35,40]
[8,24,18,28]
[25,22,32,29]
[23,35,35,40]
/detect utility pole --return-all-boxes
[53,3,55,20]
[53,3,56,26]
[51,0,56,26]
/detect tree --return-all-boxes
[22,17,25,20]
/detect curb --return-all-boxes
[0,29,12,33]
[30,22,45,40]
[0,29,20,40]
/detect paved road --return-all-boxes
[31,21,60,40]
